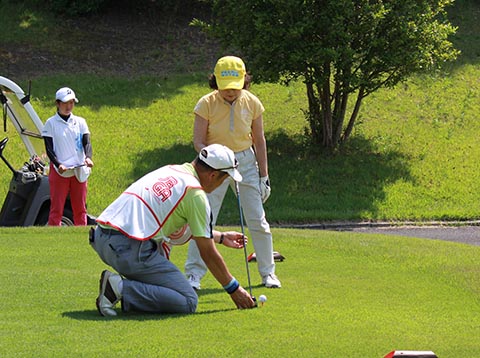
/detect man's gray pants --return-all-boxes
[91,227,198,314]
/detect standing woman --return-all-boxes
[42,87,94,226]
[185,56,281,289]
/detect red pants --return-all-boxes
[48,164,88,226]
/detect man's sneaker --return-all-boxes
[262,273,282,288]
[96,270,123,317]
[187,274,201,290]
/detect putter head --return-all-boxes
[247,251,285,262]
[252,296,257,308]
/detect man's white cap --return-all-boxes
[199,144,242,182]
[55,87,79,103]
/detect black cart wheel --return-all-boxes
[35,207,74,226]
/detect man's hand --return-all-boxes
[194,237,255,310]
[259,176,271,203]
[230,286,256,309]
[220,231,248,249]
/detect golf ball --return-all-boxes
[259,294,267,303]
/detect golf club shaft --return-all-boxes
[235,181,253,297]
[66,164,86,170]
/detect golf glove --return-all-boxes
[259,176,271,203]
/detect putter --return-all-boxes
[235,181,257,307]
[67,163,86,170]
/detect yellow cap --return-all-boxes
[214,56,246,90]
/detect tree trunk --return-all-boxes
[341,87,364,143]
[320,64,333,148]
[333,89,348,146]
[306,81,322,144]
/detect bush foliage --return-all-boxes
[204,0,459,151]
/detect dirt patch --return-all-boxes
[1,5,221,80]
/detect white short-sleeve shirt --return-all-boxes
[42,113,90,173]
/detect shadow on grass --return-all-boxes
[126,130,412,223]
[196,285,264,298]
[28,73,207,110]
[62,307,235,321]
[128,143,197,183]
[447,0,480,69]
[259,129,413,223]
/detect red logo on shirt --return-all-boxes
[152,176,178,202]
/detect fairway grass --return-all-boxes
[1,227,479,357]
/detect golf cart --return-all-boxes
[0,76,94,226]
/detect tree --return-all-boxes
[199,0,459,150]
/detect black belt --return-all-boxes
[98,226,121,235]
[89,226,122,244]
